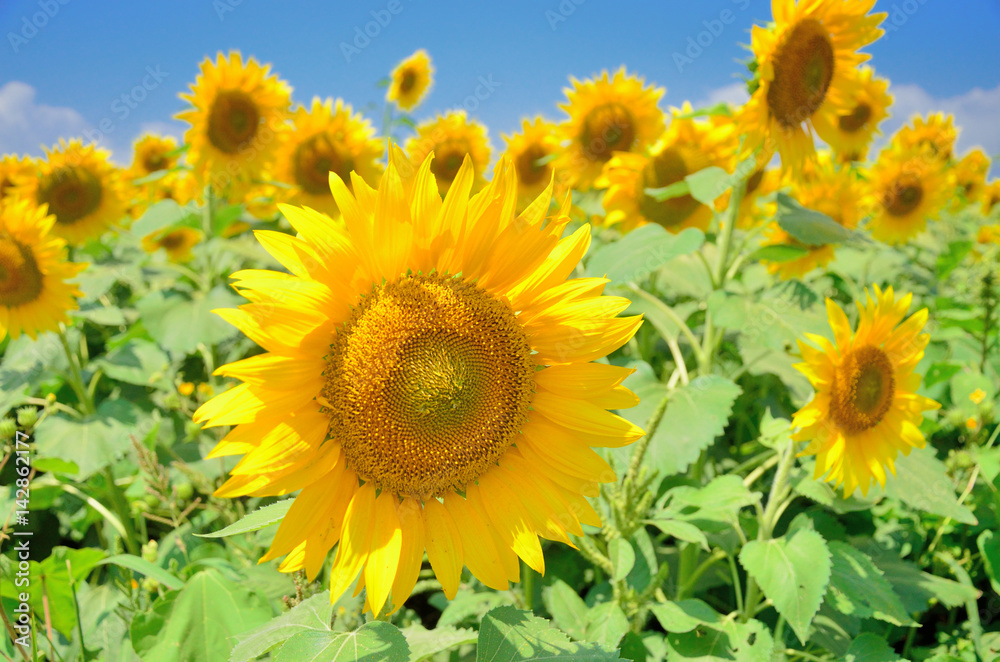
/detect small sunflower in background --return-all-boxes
[812,66,892,164]
[0,154,37,202]
[739,0,886,172]
[194,145,643,616]
[950,148,991,209]
[867,148,948,244]
[793,286,939,496]
[128,134,181,181]
[502,117,560,212]
[274,98,383,218]
[17,139,128,246]
[177,51,292,196]
[554,68,665,191]
[0,200,85,341]
[386,49,434,112]
[893,112,957,162]
[599,103,732,234]
[405,111,491,195]
[982,180,1000,217]
[141,227,203,262]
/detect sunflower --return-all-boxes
[274,98,383,218]
[599,103,732,234]
[129,134,180,181]
[405,111,491,195]
[502,118,561,212]
[793,286,938,496]
[177,51,292,195]
[950,148,991,209]
[193,146,644,615]
[0,154,37,202]
[386,49,434,111]
[867,149,948,245]
[812,66,892,163]
[893,113,957,162]
[15,139,128,246]
[738,0,885,172]
[554,68,665,191]
[0,200,85,341]
[983,180,1000,217]
[141,227,203,262]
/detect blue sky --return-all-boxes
[1,0,999,172]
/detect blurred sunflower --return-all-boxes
[386,49,434,111]
[983,180,1000,216]
[793,286,939,496]
[502,118,560,212]
[141,227,203,262]
[194,146,643,615]
[554,68,665,190]
[0,200,85,340]
[129,134,180,181]
[177,51,291,195]
[867,150,948,244]
[17,139,128,246]
[405,111,491,195]
[599,103,731,234]
[739,0,885,172]
[812,66,892,163]
[893,113,957,162]
[0,154,37,202]
[274,98,383,217]
[950,148,990,209]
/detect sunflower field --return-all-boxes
[3,1,1000,661]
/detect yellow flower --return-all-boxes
[177,51,291,196]
[982,180,1000,216]
[866,149,948,245]
[386,49,434,111]
[405,111,491,195]
[970,388,987,405]
[274,98,383,218]
[793,286,939,496]
[194,146,644,616]
[812,66,892,163]
[178,382,195,396]
[966,417,978,431]
[893,113,957,162]
[738,0,885,172]
[0,154,37,203]
[16,139,128,246]
[979,224,1000,244]
[197,383,214,397]
[554,68,665,191]
[950,148,991,209]
[141,227,203,262]
[599,103,733,234]
[0,200,85,340]
[129,134,180,181]
[502,117,561,213]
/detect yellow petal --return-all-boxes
[478,471,545,574]
[388,498,426,614]
[329,483,377,604]
[421,498,464,599]
[444,491,509,591]
[365,491,403,616]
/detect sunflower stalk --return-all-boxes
[57,326,95,416]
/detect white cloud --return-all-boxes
[0,81,91,156]
[694,81,749,109]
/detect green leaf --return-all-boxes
[608,538,635,582]
[275,622,409,662]
[197,500,293,538]
[32,457,79,475]
[95,555,183,590]
[977,530,1000,595]
[586,224,704,285]
[825,542,914,626]
[936,240,973,278]
[137,285,243,355]
[739,528,832,644]
[131,199,195,238]
[542,580,589,641]
[644,180,690,202]
[663,618,773,661]
[583,602,629,650]
[71,300,128,326]
[646,519,709,550]
[923,362,962,388]
[870,552,979,612]
[402,624,477,662]
[438,590,515,628]
[650,600,723,633]
[129,569,273,662]
[476,606,622,661]
[877,447,977,525]
[646,376,741,477]
[777,192,854,246]
[675,102,733,119]
[660,475,758,532]
[95,339,172,389]
[686,166,731,206]
[34,398,147,479]
[845,632,907,662]
[750,244,811,263]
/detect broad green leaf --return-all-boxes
[67,583,138,662]
[645,375,741,477]
[845,632,906,662]
[776,192,854,246]
[131,199,196,237]
[877,447,977,525]
[71,300,127,326]
[739,528,831,644]
[644,180,690,202]
[275,622,409,662]
[749,244,811,263]
[936,240,973,278]
[825,542,914,626]
[32,457,80,475]
[34,398,147,479]
[650,600,723,633]
[686,166,731,205]
[646,519,709,550]
[608,538,635,582]
[438,590,515,628]
[137,285,243,355]
[660,475,759,532]
[870,552,979,612]
[583,602,629,650]
[402,624,477,662]
[96,339,172,389]
[96,554,183,590]
[198,500,293,538]
[923,362,962,388]
[586,224,704,285]
[476,606,622,661]
[130,569,273,662]
[543,580,589,642]
[0,332,66,416]
[663,617,773,661]
[977,530,1000,595]
[706,290,747,328]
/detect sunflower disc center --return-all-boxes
[581,103,636,162]
[884,180,923,217]
[322,273,535,498]
[37,166,103,226]
[430,145,467,185]
[830,345,895,434]
[0,235,43,307]
[294,133,350,195]
[767,19,835,128]
[399,69,418,94]
[514,144,551,187]
[207,90,262,154]
[636,147,701,228]
[838,103,872,133]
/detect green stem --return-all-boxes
[623,393,670,490]
[626,284,706,367]
[102,468,140,556]
[677,549,726,600]
[57,327,95,416]
[522,562,536,611]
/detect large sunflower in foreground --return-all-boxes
[386,49,434,111]
[274,98,383,217]
[177,51,291,195]
[867,149,948,245]
[0,200,85,340]
[811,66,892,163]
[502,117,561,213]
[554,68,664,191]
[16,140,128,246]
[405,111,491,195]
[793,286,938,496]
[738,0,885,172]
[194,147,644,615]
[0,154,37,202]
